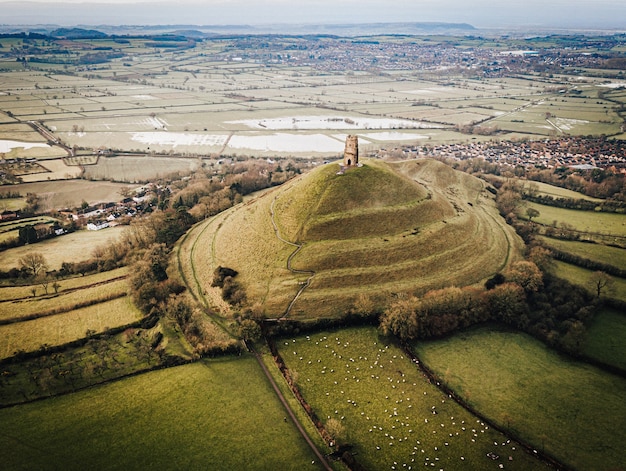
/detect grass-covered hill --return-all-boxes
[185,159,523,318]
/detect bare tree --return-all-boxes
[588,271,614,298]
[19,252,48,279]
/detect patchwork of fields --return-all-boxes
[0,268,138,359]
[0,32,624,471]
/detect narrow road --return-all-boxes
[250,345,332,471]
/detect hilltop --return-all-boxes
[183,159,523,318]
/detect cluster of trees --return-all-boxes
[525,167,625,201]
[523,193,625,213]
[171,160,302,220]
[380,259,597,355]
[212,266,247,306]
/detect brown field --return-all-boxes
[0,226,126,271]
[0,180,130,211]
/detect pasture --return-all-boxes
[538,236,626,268]
[82,154,205,182]
[522,202,626,236]
[0,277,128,321]
[0,225,125,271]
[584,308,626,371]
[522,180,604,202]
[0,296,141,359]
[552,260,626,302]
[0,267,127,300]
[277,327,551,470]
[413,326,626,471]
[0,356,324,471]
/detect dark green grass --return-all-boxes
[0,356,323,471]
[414,327,626,471]
[584,308,626,371]
[278,327,551,471]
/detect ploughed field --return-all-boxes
[181,158,522,318]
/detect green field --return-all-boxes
[523,181,604,202]
[0,296,141,358]
[0,277,128,321]
[553,260,626,302]
[538,236,626,268]
[523,202,626,236]
[0,180,130,213]
[277,327,551,470]
[414,327,626,471]
[0,267,128,299]
[0,356,324,470]
[584,308,626,371]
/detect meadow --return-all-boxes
[523,202,626,236]
[584,308,626,371]
[0,225,126,271]
[0,356,325,471]
[0,180,130,212]
[523,180,604,202]
[0,296,141,359]
[538,235,626,268]
[0,267,127,300]
[277,327,551,470]
[552,260,626,302]
[0,277,128,321]
[413,326,626,471]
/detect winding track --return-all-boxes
[269,195,316,318]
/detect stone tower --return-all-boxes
[343,134,359,167]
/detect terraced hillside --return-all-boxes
[181,159,523,318]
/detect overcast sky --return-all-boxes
[1,0,625,29]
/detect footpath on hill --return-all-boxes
[270,196,316,318]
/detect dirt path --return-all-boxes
[269,196,316,318]
[250,344,333,471]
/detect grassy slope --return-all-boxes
[194,159,522,318]
[0,356,324,471]
[414,327,626,471]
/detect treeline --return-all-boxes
[380,260,597,355]
[525,167,625,201]
[523,193,626,213]
[549,247,626,279]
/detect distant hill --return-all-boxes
[49,27,107,39]
[196,159,523,318]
